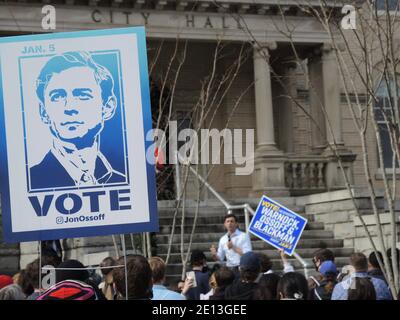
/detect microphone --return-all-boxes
[228,234,231,242]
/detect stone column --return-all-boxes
[321,44,344,147]
[253,44,277,151]
[276,57,296,154]
[308,52,327,154]
[251,43,289,197]
[320,44,355,189]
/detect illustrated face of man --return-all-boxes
[41,66,107,143]
[224,217,238,234]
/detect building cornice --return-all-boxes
[0,0,347,15]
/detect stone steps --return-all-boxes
[158,221,324,234]
[158,216,321,229]
[159,247,354,264]
[154,229,334,244]
[154,238,345,254]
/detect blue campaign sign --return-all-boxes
[248,195,307,255]
[0,27,158,242]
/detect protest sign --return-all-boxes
[248,195,307,255]
[0,27,158,242]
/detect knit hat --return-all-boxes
[36,280,96,300]
[0,275,13,290]
[55,260,89,283]
[319,260,337,277]
[240,252,261,272]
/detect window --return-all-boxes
[374,80,400,169]
[375,0,399,11]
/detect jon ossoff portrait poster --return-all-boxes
[0,27,158,242]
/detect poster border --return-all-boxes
[0,27,158,243]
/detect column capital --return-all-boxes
[253,41,277,58]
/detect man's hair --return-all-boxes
[386,248,400,266]
[214,267,235,288]
[36,51,116,106]
[25,259,40,290]
[350,252,368,272]
[100,257,117,276]
[223,214,238,223]
[113,255,153,300]
[348,277,376,300]
[313,248,335,263]
[239,269,260,283]
[148,257,166,284]
[368,251,384,269]
[41,247,62,268]
[254,273,281,300]
[257,253,273,273]
[15,270,34,296]
[56,259,89,283]
[190,250,206,267]
[24,251,63,290]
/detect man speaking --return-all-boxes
[210,214,252,273]
[30,51,126,189]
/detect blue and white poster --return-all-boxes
[0,27,158,242]
[248,195,307,255]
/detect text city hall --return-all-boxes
[28,189,132,217]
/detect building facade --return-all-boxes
[0,0,399,274]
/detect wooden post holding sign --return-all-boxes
[248,195,307,256]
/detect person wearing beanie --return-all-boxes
[224,251,261,300]
[310,260,338,300]
[56,259,105,300]
[56,260,89,283]
[0,275,13,290]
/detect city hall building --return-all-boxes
[0,1,399,278]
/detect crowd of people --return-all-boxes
[0,214,399,301]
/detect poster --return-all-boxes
[248,195,307,255]
[0,27,158,242]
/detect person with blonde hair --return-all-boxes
[149,256,186,300]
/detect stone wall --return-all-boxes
[19,236,141,270]
[0,204,20,275]
[297,189,400,255]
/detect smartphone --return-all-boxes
[186,271,197,288]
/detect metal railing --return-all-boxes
[175,151,309,277]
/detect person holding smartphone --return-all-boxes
[210,214,252,274]
[181,250,210,300]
